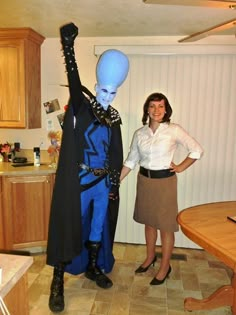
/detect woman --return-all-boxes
[120,92,203,285]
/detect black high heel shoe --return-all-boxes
[150,266,171,285]
[135,255,157,273]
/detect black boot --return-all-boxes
[49,263,65,313]
[85,240,113,289]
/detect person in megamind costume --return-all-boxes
[46,23,129,313]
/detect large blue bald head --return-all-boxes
[95,49,129,109]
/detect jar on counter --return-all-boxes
[33,147,40,166]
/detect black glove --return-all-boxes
[60,22,79,46]
[109,185,119,201]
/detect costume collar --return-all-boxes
[81,86,122,126]
[90,96,122,127]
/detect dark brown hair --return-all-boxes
[142,92,172,125]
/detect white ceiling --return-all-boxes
[1,0,236,39]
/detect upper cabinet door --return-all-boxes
[0,40,25,127]
[0,28,45,129]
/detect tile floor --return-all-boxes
[27,243,233,315]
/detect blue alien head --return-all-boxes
[95,49,129,109]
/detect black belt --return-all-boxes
[79,163,109,176]
[139,167,175,179]
[79,163,109,191]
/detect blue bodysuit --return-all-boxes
[46,30,123,273]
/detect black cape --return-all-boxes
[46,93,123,266]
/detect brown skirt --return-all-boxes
[133,173,179,232]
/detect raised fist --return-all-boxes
[60,22,79,46]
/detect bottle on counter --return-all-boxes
[33,147,40,166]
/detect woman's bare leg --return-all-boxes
[154,231,174,279]
[141,224,157,267]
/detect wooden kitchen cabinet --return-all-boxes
[1,174,54,250]
[0,28,45,128]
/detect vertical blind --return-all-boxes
[113,53,236,248]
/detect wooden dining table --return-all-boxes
[177,201,236,314]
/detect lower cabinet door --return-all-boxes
[2,174,53,249]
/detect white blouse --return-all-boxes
[124,123,204,170]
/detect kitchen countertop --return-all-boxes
[0,254,33,298]
[0,162,56,176]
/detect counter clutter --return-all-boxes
[0,162,56,176]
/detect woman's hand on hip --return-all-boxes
[170,157,197,173]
